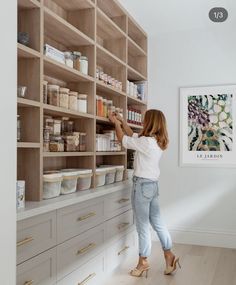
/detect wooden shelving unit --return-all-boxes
[17,0,148,201]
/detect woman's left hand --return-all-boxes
[108,112,121,125]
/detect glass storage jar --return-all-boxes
[80,56,88,75]
[79,133,86,151]
[73,51,81,71]
[67,121,74,134]
[17,115,21,142]
[48,84,60,106]
[102,98,108,117]
[69,91,78,111]
[49,136,64,152]
[53,119,61,136]
[61,117,69,134]
[77,94,87,113]
[59,88,69,109]
[64,51,73,68]
[43,80,48,104]
[96,96,103,117]
[44,116,54,136]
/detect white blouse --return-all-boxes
[122,133,163,180]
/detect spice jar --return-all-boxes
[80,56,88,75]
[68,91,78,111]
[61,117,69,134]
[107,100,113,116]
[17,115,21,142]
[59,88,69,109]
[103,73,108,85]
[99,71,104,81]
[43,81,48,104]
[96,96,103,117]
[77,94,87,113]
[73,51,81,71]
[79,133,86,151]
[67,121,74,134]
[102,98,108,117]
[49,136,64,152]
[64,51,73,68]
[44,116,54,135]
[96,68,100,80]
[48,85,60,106]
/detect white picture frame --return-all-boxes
[180,85,236,167]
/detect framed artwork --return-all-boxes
[180,85,236,167]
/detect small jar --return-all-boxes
[99,71,104,81]
[80,56,88,75]
[43,141,49,152]
[107,100,113,115]
[53,119,61,136]
[59,87,69,109]
[79,133,86,151]
[64,51,73,68]
[102,98,108,117]
[43,126,50,141]
[49,136,64,152]
[17,115,21,142]
[61,117,69,134]
[44,116,54,136]
[73,51,81,71]
[48,85,60,106]
[43,81,48,104]
[69,91,78,111]
[77,94,87,113]
[96,68,100,80]
[67,121,74,134]
[96,96,103,117]
[103,73,108,84]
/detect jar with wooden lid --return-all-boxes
[43,80,48,104]
[64,51,73,68]
[77,94,87,113]
[61,117,69,134]
[80,56,88,75]
[49,136,64,152]
[48,84,60,106]
[67,121,74,134]
[59,87,69,109]
[53,119,62,136]
[73,51,81,71]
[69,91,78,111]
[44,116,54,136]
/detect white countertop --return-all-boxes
[17,180,132,221]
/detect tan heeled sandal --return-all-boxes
[164,257,181,275]
[130,266,150,278]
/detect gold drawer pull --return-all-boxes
[17,237,34,247]
[24,280,34,285]
[118,222,130,230]
[118,245,130,256]
[77,243,96,255]
[77,212,96,221]
[118,198,130,204]
[78,273,96,285]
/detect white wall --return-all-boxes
[120,0,236,248]
[0,0,17,284]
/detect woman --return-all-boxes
[109,109,180,278]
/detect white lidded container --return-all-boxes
[60,169,80,195]
[43,172,62,199]
[77,94,87,113]
[115,165,125,182]
[77,169,93,191]
[99,166,117,185]
[95,168,107,187]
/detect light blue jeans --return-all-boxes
[132,176,172,257]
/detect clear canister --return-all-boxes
[80,56,88,75]
[69,91,78,111]
[73,51,81,71]
[48,84,60,106]
[59,87,69,109]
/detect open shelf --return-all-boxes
[44,7,94,47]
[18,0,40,9]
[128,37,147,57]
[17,142,41,148]
[96,152,126,156]
[52,0,94,10]
[43,104,94,119]
[127,95,147,106]
[43,152,94,157]
[17,98,41,107]
[44,56,94,82]
[128,65,147,81]
[96,80,126,97]
[128,17,147,52]
[18,43,40,59]
[96,116,112,125]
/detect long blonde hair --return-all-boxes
[139,109,169,150]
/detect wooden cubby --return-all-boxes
[17,0,148,201]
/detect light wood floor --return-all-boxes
[104,241,236,285]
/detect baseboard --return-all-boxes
[151,227,236,249]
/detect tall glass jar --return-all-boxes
[17,115,21,142]
[48,85,60,106]
[73,51,81,71]
[59,88,69,109]
[64,51,73,68]
[102,98,108,117]
[80,56,88,75]
[77,94,87,113]
[69,91,78,111]
[43,80,48,104]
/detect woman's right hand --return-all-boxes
[114,112,124,123]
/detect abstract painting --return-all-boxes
[180,85,236,167]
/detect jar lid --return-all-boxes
[69,91,78,96]
[80,56,88,60]
[59,87,70,93]
[73,51,81,56]
[48,84,60,89]
[78,94,87,99]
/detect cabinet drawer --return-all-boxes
[105,188,132,218]
[57,253,105,285]
[17,211,56,264]
[105,210,134,241]
[57,198,104,243]
[17,248,56,285]
[105,231,135,273]
[57,224,105,281]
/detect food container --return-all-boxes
[95,168,107,187]
[77,94,87,113]
[43,141,50,152]
[64,134,79,152]
[64,51,73,68]
[96,96,103,117]
[99,166,116,185]
[96,68,100,80]
[73,51,81,71]
[115,165,125,182]
[69,91,78,111]
[80,56,88,75]
[18,32,29,46]
[44,44,65,64]
[16,180,25,209]
[59,87,69,109]
[44,116,54,135]
[67,121,74,134]
[53,119,61,136]
[61,169,80,195]
[79,133,86,151]
[48,84,60,106]
[43,172,62,199]
[49,136,64,152]
[77,169,93,191]
[102,98,108,117]
[61,117,69,134]
[17,86,27,98]
[43,81,48,104]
